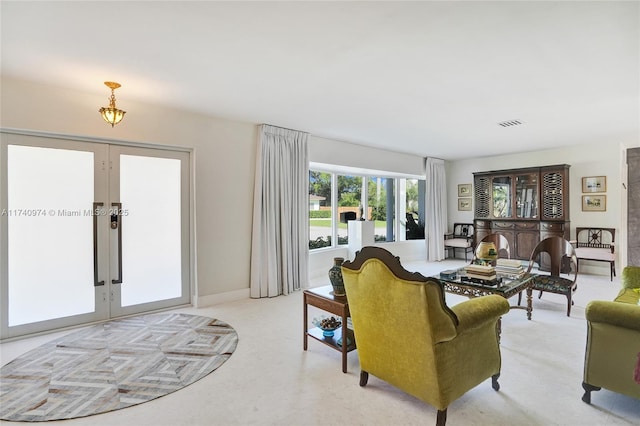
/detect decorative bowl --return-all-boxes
[312,316,342,337]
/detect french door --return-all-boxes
[0,132,190,340]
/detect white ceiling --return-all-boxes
[1,1,638,160]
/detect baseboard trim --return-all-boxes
[195,288,250,308]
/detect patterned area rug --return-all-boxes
[0,313,238,422]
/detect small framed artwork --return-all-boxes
[582,176,606,193]
[582,195,606,212]
[458,183,472,197]
[458,198,472,211]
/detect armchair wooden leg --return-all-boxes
[581,382,601,404]
[491,373,500,391]
[359,370,369,387]
[436,409,447,426]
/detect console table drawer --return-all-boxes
[475,220,491,229]
[493,221,514,230]
[515,222,539,230]
[542,222,565,232]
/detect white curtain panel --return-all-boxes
[250,124,309,298]
[425,157,448,261]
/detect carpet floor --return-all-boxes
[0,259,638,425]
[0,313,238,422]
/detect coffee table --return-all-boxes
[435,269,535,320]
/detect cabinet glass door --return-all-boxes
[492,176,511,218]
[515,174,538,219]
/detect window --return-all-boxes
[337,175,362,245]
[404,179,425,240]
[309,171,332,249]
[367,176,394,242]
[309,167,425,250]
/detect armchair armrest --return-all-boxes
[450,295,510,334]
[585,300,640,332]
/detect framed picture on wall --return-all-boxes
[458,183,472,197]
[458,198,472,211]
[582,195,606,212]
[582,176,606,193]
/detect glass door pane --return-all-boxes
[120,155,181,305]
[515,173,538,219]
[492,176,512,218]
[109,146,189,316]
[7,146,94,325]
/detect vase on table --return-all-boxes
[328,257,346,296]
[475,241,498,265]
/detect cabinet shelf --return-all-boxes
[306,326,357,352]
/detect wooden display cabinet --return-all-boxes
[473,164,570,263]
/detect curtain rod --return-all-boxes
[261,123,308,134]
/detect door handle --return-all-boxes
[93,202,105,286]
[111,202,123,284]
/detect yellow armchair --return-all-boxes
[342,246,510,426]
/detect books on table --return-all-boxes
[495,258,525,278]
[464,264,496,281]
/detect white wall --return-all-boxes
[309,135,425,176]
[446,142,634,275]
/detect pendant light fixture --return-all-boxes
[99,81,126,127]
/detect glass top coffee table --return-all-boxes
[434,268,535,320]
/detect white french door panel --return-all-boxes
[108,146,190,317]
[1,133,110,339]
[1,132,191,340]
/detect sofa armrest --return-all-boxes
[585,300,640,332]
[450,295,510,334]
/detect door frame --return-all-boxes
[0,128,195,341]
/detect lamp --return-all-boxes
[99,81,126,127]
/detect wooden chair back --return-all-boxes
[527,236,578,279]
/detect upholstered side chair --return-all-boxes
[341,246,510,426]
[521,236,578,316]
[444,223,475,261]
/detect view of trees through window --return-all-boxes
[309,170,424,250]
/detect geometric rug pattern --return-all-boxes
[0,313,238,422]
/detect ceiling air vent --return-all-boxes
[498,119,522,127]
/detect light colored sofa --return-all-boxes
[582,266,640,403]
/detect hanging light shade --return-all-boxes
[99,81,126,127]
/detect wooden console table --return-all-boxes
[303,285,356,373]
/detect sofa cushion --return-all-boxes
[444,238,472,248]
[574,247,615,261]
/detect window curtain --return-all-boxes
[425,157,447,261]
[250,124,309,298]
